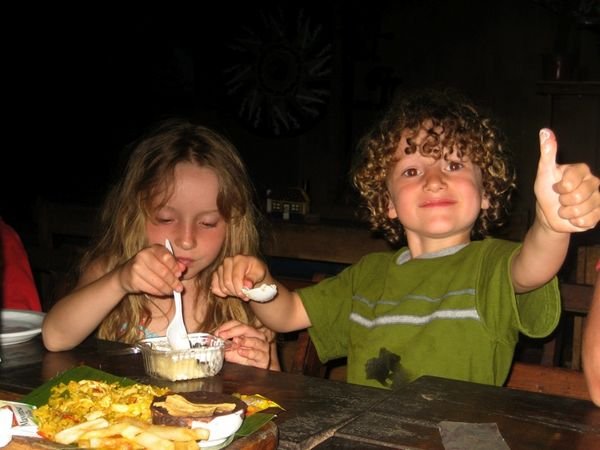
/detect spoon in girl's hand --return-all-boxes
[241,283,277,302]
[165,239,191,350]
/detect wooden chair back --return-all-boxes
[27,198,99,310]
[35,199,99,249]
[541,282,594,369]
[290,329,327,377]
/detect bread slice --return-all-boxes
[151,392,246,427]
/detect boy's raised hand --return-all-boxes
[534,128,600,233]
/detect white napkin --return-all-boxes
[0,408,13,447]
[438,421,510,450]
[0,401,39,440]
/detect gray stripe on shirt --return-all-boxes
[349,308,480,328]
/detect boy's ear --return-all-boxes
[387,195,398,219]
[481,194,490,210]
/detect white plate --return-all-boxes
[0,309,45,345]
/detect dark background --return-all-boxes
[3,1,599,257]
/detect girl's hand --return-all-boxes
[211,255,270,300]
[535,128,600,232]
[117,244,185,296]
[215,320,273,369]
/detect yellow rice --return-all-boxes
[33,379,169,440]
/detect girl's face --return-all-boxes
[146,162,226,281]
[386,132,489,251]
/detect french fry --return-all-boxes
[84,436,143,449]
[145,424,209,442]
[79,421,132,438]
[54,414,210,449]
[173,441,200,450]
[118,418,210,442]
[132,429,175,450]
[54,418,109,444]
[117,422,147,440]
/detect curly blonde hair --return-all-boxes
[80,119,266,343]
[352,88,516,245]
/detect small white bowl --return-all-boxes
[137,333,226,381]
[151,392,246,448]
[195,408,244,447]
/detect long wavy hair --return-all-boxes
[80,119,264,343]
[352,88,517,245]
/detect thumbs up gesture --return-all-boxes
[534,128,600,233]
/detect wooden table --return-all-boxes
[1,337,599,449]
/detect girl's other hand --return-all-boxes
[118,244,184,297]
[215,320,273,369]
[211,255,270,300]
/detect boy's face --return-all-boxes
[386,130,489,247]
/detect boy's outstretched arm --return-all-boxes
[211,255,312,333]
[511,129,600,293]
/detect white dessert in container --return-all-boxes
[137,333,226,381]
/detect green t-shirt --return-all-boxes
[299,238,560,390]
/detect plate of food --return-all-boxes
[0,309,45,346]
[18,366,278,450]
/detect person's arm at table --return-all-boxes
[583,260,600,406]
[211,255,311,333]
[42,245,182,351]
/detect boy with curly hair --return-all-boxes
[212,89,600,389]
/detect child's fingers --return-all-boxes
[224,337,270,369]
[534,128,563,211]
[568,208,600,230]
[123,250,177,296]
[215,258,239,296]
[210,266,228,297]
[553,163,600,197]
[536,128,560,183]
[536,128,562,190]
[215,321,247,339]
[213,320,242,335]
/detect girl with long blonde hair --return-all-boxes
[42,119,279,370]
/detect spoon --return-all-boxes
[241,283,278,302]
[164,239,191,350]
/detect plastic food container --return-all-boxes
[137,333,226,381]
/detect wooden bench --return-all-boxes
[505,361,591,401]
[264,220,392,264]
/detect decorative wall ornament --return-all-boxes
[223,7,332,138]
